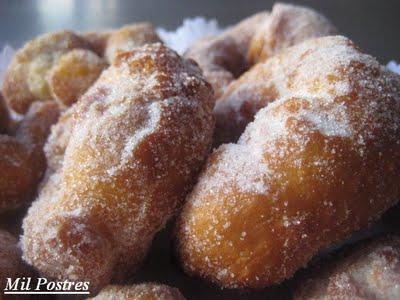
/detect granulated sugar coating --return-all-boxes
[21,43,214,295]
[176,36,400,289]
[90,283,186,300]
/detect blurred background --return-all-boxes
[0,0,399,62]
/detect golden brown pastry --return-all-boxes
[185,12,269,98]
[295,235,400,300]
[90,283,185,300]
[176,36,400,289]
[2,30,90,114]
[104,23,161,63]
[21,43,214,294]
[48,49,107,107]
[248,2,337,64]
[0,101,59,213]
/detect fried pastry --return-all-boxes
[248,2,337,64]
[185,12,269,98]
[295,235,400,300]
[176,36,400,289]
[0,101,59,213]
[48,49,107,107]
[104,23,161,63]
[21,43,214,294]
[90,283,185,300]
[2,30,90,114]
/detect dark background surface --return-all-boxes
[0,0,399,63]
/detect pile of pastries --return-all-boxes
[1,2,399,299]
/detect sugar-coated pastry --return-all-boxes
[295,235,400,300]
[2,30,90,114]
[176,36,400,289]
[104,23,161,63]
[0,230,32,292]
[21,43,214,294]
[90,283,185,300]
[0,93,9,134]
[248,2,337,64]
[0,102,59,213]
[48,49,107,107]
[185,12,269,98]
